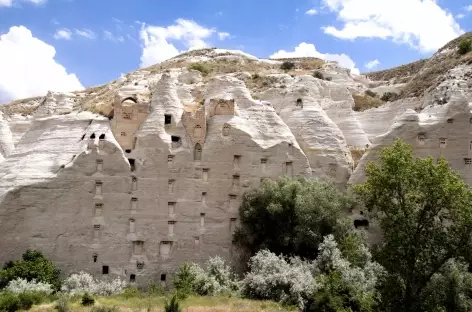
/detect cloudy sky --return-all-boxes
[0,0,470,103]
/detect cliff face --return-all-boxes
[0,43,470,285]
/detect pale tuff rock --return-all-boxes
[0,46,470,286]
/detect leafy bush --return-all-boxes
[6,278,53,294]
[147,280,166,295]
[0,250,61,290]
[81,292,94,306]
[61,271,127,296]
[365,89,377,97]
[458,38,472,55]
[91,306,119,312]
[380,91,399,102]
[280,61,295,71]
[312,71,325,80]
[353,94,384,111]
[188,62,211,76]
[164,292,181,312]
[173,263,196,298]
[0,292,20,312]
[240,250,314,309]
[0,291,47,312]
[121,286,142,298]
[54,294,71,312]
[234,177,358,260]
[173,257,238,298]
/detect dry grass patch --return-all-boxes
[352,94,385,112]
[350,148,367,169]
[30,296,295,312]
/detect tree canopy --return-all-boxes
[355,139,472,311]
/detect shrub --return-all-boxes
[0,292,20,312]
[164,292,181,312]
[81,292,94,306]
[241,250,314,309]
[0,250,61,290]
[353,94,384,111]
[54,294,71,312]
[121,286,141,298]
[61,271,127,296]
[234,177,358,260]
[280,61,295,71]
[188,62,211,76]
[458,38,472,55]
[312,71,325,80]
[147,281,166,295]
[380,91,399,102]
[173,264,196,298]
[252,73,260,80]
[6,278,53,294]
[365,89,377,97]
[91,306,119,312]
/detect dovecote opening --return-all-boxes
[285,161,293,176]
[470,117,472,124]
[102,265,109,275]
[439,138,447,148]
[95,203,103,216]
[202,168,209,181]
[125,149,131,153]
[200,213,205,227]
[233,155,241,169]
[130,274,136,283]
[168,202,175,215]
[296,98,303,108]
[164,115,172,125]
[261,158,267,172]
[195,236,200,247]
[171,136,181,148]
[131,197,138,210]
[133,240,144,255]
[96,159,103,171]
[99,134,105,140]
[194,143,202,161]
[223,124,230,136]
[93,225,100,239]
[194,125,203,138]
[288,143,293,155]
[90,133,96,139]
[168,221,176,235]
[137,261,144,270]
[129,218,136,233]
[201,192,207,205]
[128,159,136,171]
[121,132,127,136]
[167,155,174,167]
[447,118,454,124]
[465,158,472,165]
[93,253,98,263]
[168,179,175,193]
[232,175,240,186]
[417,133,426,146]
[95,181,103,196]
[159,241,172,256]
[160,274,166,282]
[132,177,137,191]
[354,219,369,229]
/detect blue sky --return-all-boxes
[0,0,471,103]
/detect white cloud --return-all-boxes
[74,29,96,39]
[305,8,318,15]
[0,0,45,7]
[53,28,72,40]
[364,59,380,70]
[218,32,230,40]
[139,18,218,67]
[456,13,466,19]
[0,26,83,103]
[103,30,124,42]
[321,0,463,53]
[466,5,472,12]
[270,42,360,75]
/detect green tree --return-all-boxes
[233,177,359,260]
[354,139,472,311]
[458,38,472,55]
[0,249,61,290]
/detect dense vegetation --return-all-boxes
[2,139,472,311]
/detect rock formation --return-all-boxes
[0,34,471,285]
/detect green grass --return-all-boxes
[30,295,297,312]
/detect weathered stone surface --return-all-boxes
[0,46,470,286]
